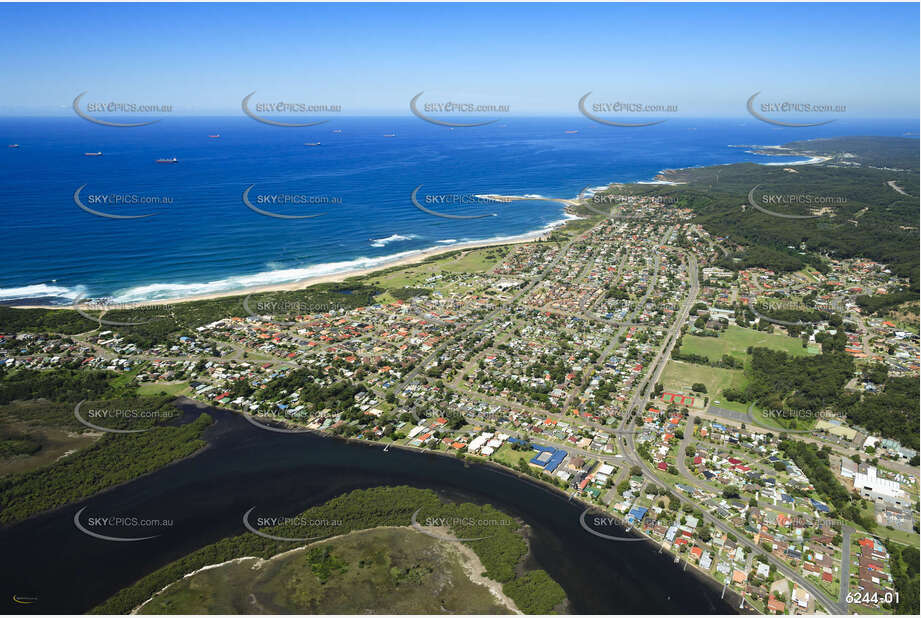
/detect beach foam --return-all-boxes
[106,214,579,303]
[0,283,83,302]
[369,234,419,247]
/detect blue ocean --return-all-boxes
[0,116,915,304]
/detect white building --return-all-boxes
[853,466,909,507]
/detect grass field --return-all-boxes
[137,382,188,397]
[680,325,815,368]
[488,445,532,469]
[0,420,98,476]
[660,360,748,402]
[139,527,513,614]
[360,246,510,292]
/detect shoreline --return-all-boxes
[11,212,582,310]
[218,404,748,614]
[5,141,828,310]
[130,525,521,615]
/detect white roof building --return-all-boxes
[853,466,908,507]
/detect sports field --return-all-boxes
[679,325,816,368]
[659,360,747,403]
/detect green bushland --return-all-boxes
[856,291,917,316]
[722,346,853,423]
[0,403,210,526]
[389,287,433,300]
[0,306,96,335]
[502,569,568,614]
[843,376,919,450]
[137,527,514,614]
[653,142,920,285]
[0,428,42,458]
[91,486,566,615]
[885,542,920,614]
[778,440,872,529]
[0,368,116,404]
[0,282,384,348]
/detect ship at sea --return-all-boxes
[304,142,321,146]
[208,134,220,138]
[155,157,177,163]
[565,130,579,134]
[8,144,19,148]
[84,152,102,156]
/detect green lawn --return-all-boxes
[138,527,513,614]
[109,362,147,389]
[489,445,530,469]
[855,503,920,549]
[680,325,814,369]
[137,382,189,397]
[660,360,748,402]
[362,246,509,292]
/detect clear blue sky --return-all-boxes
[2,2,918,116]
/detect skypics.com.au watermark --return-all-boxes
[242,92,341,127]
[758,298,847,313]
[73,400,179,433]
[242,185,339,219]
[579,92,677,127]
[578,508,648,542]
[243,508,343,541]
[746,185,846,220]
[747,92,846,127]
[754,408,838,434]
[410,186,501,219]
[762,408,836,421]
[410,508,512,542]
[242,293,349,325]
[74,185,173,220]
[410,92,510,127]
[70,295,174,326]
[577,186,678,220]
[74,507,173,542]
[73,92,172,127]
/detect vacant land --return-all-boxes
[138,527,515,614]
[361,246,509,291]
[0,421,97,476]
[660,360,747,402]
[680,325,814,368]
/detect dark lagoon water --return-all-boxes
[1,402,736,614]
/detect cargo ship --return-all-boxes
[155,157,177,164]
[8,144,19,148]
[304,142,321,146]
[565,130,579,134]
[84,152,103,156]
[208,134,221,138]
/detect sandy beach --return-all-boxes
[13,216,578,310]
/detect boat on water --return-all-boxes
[565,130,579,134]
[332,129,342,133]
[155,157,177,164]
[383,133,395,137]
[304,142,321,146]
[8,144,19,148]
[84,152,102,156]
[208,134,221,138]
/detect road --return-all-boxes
[840,526,853,606]
[613,250,847,614]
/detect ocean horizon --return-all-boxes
[1,115,916,305]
